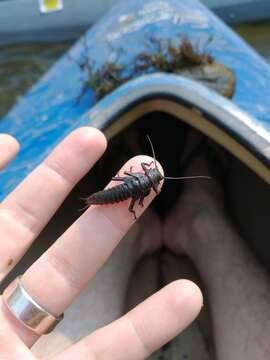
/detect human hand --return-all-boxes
[0,127,202,359]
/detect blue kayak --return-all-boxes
[0,0,270,202]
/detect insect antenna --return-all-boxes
[146,134,158,169]
[163,175,212,180]
[146,135,211,181]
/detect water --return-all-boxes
[235,22,270,61]
[0,42,70,117]
[0,22,270,118]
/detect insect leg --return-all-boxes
[128,198,137,220]
[123,171,134,177]
[123,172,142,182]
[141,161,154,171]
[111,176,126,182]
[138,195,146,207]
[152,183,160,194]
[124,172,144,188]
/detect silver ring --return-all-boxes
[3,276,63,335]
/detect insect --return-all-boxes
[84,136,211,220]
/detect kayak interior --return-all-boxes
[1,114,269,293]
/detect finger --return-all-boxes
[53,280,203,360]
[0,127,107,280]
[0,134,20,170]
[0,301,34,360]
[2,156,163,346]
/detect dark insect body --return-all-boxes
[85,137,211,220]
[86,162,162,219]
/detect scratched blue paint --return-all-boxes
[0,0,270,199]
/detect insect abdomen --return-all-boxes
[86,183,133,206]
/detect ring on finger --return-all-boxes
[3,276,63,335]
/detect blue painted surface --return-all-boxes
[1,0,270,200]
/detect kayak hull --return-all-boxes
[0,0,270,199]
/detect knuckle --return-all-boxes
[45,253,82,293]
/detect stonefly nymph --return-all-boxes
[85,136,211,219]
